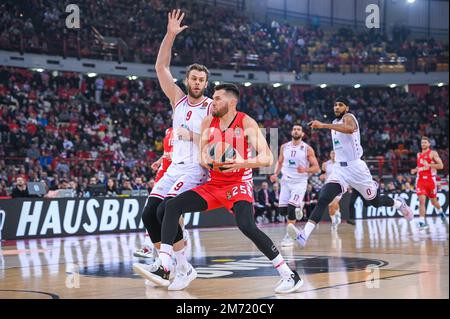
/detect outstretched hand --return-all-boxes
[167,9,188,36]
[308,120,325,129]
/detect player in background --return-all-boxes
[287,97,414,248]
[410,136,446,229]
[319,150,343,230]
[270,124,320,247]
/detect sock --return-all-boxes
[174,247,189,270]
[304,221,316,240]
[393,199,402,209]
[272,254,293,278]
[335,210,341,217]
[419,216,426,223]
[159,244,173,272]
[437,207,443,213]
[330,215,336,224]
[153,248,159,259]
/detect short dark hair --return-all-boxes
[186,63,210,81]
[293,122,303,129]
[335,96,350,107]
[214,83,240,99]
[421,136,430,141]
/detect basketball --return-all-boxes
[206,142,236,171]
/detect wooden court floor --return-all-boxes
[0,218,448,299]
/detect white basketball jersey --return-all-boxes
[281,141,309,181]
[331,113,363,162]
[324,159,335,180]
[172,96,212,164]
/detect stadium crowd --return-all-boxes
[0,0,448,72]
[0,67,448,201]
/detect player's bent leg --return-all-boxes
[141,196,163,243]
[430,197,446,222]
[416,195,428,229]
[281,204,297,247]
[288,183,343,247]
[365,191,413,221]
[146,191,208,288]
[278,206,288,223]
[232,201,303,293]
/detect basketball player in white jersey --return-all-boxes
[270,124,320,247]
[133,9,211,290]
[287,97,414,247]
[319,150,342,230]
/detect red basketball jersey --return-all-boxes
[160,128,173,171]
[417,149,436,180]
[208,112,252,182]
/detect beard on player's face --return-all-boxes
[334,107,348,119]
[212,102,229,117]
[291,132,302,140]
[187,83,206,99]
[421,141,430,150]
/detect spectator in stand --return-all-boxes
[121,178,133,194]
[11,176,32,198]
[106,178,120,197]
[69,179,84,197]
[133,176,146,190]
[271,182,281,223]
[257,182,274,223]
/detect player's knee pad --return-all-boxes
[287,204,296,221]
[141,197,163,243]
[366,192,394,208]
[317,183,343,207]
[278,206,288,216]
[233,201,258,234]
[156,197,172,224]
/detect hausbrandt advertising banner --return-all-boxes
[353,191,448,219]
[0,197,237,240]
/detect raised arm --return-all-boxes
[155,9,187,107]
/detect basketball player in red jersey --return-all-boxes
[410,136,446,229]
[134,127,174,259]
[142,83,303,294]
[154,127,174,183]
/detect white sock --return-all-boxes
[153,248,159,259]
[272,254,293,278]
[335,210,341,217]
[304,221,316,240]
[437,207,443,213]
[174,247,189,270]
[393,199,402,209]
[330,215,336,223]
[419,216,426,223]
[159,244,173,272]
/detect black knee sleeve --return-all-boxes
[366,191,394,208]
[287,204,296,221]
[309,183,342,224]
[141,196,163,243]
[278,206,288,216]
[161,191,208,245]
[233,201,279,260]
[155,197,184,244]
